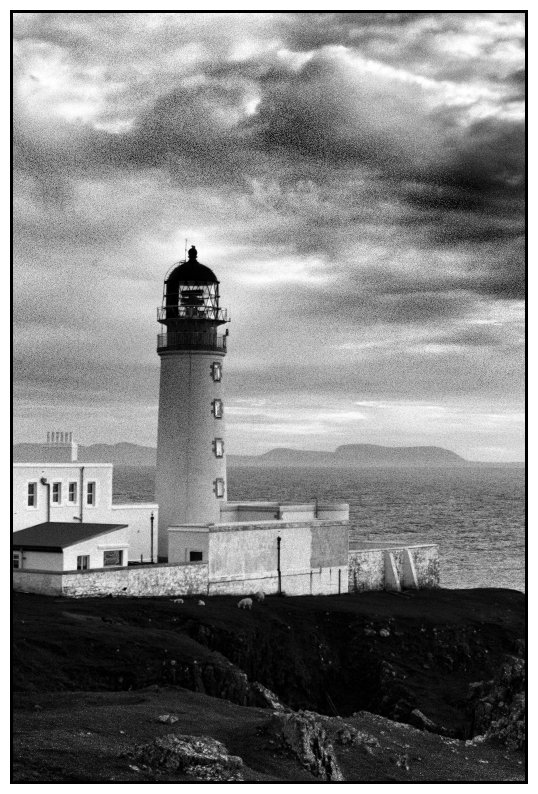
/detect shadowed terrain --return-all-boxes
[12,589,525,782]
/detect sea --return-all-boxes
[113,465,525,592]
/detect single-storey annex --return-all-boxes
[12,522,130,573]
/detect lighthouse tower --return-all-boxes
[156,245,229,559]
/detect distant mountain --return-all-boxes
[14,442,521,468]
[228,444,468,468]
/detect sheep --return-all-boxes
[197,600,206,606]
[237,597,253,610]
[254,590,265,603]
[172,598,184,604]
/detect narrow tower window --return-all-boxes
[214,478,225,498]
[211,362,222,382]
[213,438,224,458]
[212,399,223,418]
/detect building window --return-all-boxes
[77,555,89,571]
[189,551,203,562]
[213,438,224,458]
[214,478,225,498]
[52,482,62,504]
[211,362,222,382]
[68,482,78,503]
[27,482,37,508]
[103,549,123,567]
[212,399,223,419]
[12,552,21,569]
[86,481,96,506]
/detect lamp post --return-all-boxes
[277,536,282,595]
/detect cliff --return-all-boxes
[13,588,525,782]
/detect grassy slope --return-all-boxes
[12,588,525,782]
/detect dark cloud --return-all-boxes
[12,12,525,458]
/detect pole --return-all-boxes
[150,511,155,564]
[277,536,282,595]
[77,466,85,522]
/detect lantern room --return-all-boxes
[157,246,229,353]
[158,246,229,327]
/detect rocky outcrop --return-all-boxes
[161,657,254,706]
[265,710,344,781]
[408,709,451,737]
[131,734,244,781]
[252,681,288,711]
[334,723,380,753]
[469,654,525,750]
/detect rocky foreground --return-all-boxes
[12,588,526,782]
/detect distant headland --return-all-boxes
[12,442,523,468]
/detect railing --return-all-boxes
[157,331,227,352]
[157,306,229,323]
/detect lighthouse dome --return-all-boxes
[166,245,218,285]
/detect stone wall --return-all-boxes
[12,570,63,596]
[348,544,439,592]
[208,565,348,597]
[13,562,208,598]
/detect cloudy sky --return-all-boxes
[13,12,525,460]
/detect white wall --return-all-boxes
[17,550,63,571]
[156,350,227,558]
[220,503,279,522]
[62,526,130,570]
[13,464,114,531]
[221,502,349,523]
[208,522,312,583]
[111,504,158,562]
[168,526,209,563]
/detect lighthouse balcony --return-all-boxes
[157,330,227,353]
[157,306,229,323]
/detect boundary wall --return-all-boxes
[13,561,207,598]
[348,544,439,592]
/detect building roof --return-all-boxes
[12,522,128,552]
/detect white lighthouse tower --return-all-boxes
[155,245,229,560]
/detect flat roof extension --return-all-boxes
[12,522,128,552]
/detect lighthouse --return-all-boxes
[155,245,229,560]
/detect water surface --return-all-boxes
[113,465,525,591]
